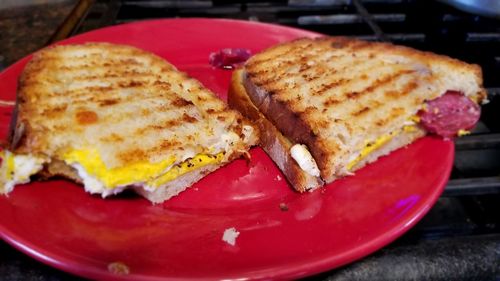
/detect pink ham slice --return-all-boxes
[418,90,481,139]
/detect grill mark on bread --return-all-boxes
[247,41,313,67]
[252,73,285,89]
[172,97,194,107]
[182,113,198,123]
[250,53,328,87]
[351,106,370,117]
[374,107,406,127]
[303,68,327,82]
[316,79,349,97]
[309,61,387,97]
[118,80,145,88]
[385,80,419,99]
[98,99,120,106]
[43,80,162,100]
[356,69,416,99]
[100,133,124,143]
[321,69,416,106]
[117,148,148,164]
[323,97,343,107]
[146,139,183,155]
[134,115,198,135]
[69,71,158,82]
[41,104,67,117]
[44,85,115,99]
[75,110,98,125]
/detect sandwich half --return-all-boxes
[0,43,258,203]
[229,37,486,191]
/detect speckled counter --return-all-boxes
[0,0,77,70]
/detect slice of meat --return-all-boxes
[418,90,481,138]
[209,48,251,69]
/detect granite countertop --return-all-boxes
[0,0,78,70]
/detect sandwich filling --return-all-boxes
[289,91,481,175]
[0,151,46,194]
[347,91,480,171]
[346,124,417,171]
[0,125,253,197]
[0,149,226,197]
[290,144,320,177]
[65,149,225,196]
[0,43,259,202]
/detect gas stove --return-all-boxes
[3,0,500,280]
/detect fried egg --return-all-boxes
[0,151,46,193]
[63,148,225,196]
[0,147,225,197]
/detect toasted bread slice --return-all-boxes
[229,68,425,192]
[2,43,258,202]
[243,37,486,183]
[229,68,323,192]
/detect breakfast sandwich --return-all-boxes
[228,37,486,192]
[0,43,258,203]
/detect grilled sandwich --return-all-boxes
[229,37,486,191]
[0,43,258,203]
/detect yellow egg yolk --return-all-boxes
[63,149,176,188]
[63,149,225,189]
[148,152,224,187]
[5,152,14,181]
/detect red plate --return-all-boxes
[0,19,453,280]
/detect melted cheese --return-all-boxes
[347,133,395,171]
[347,125,417,171]
[148,152,224,187]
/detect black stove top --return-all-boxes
[4,1,500,280]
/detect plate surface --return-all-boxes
[0,19,453,280]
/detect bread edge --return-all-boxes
[229,68,324,192]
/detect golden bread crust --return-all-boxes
[11,43,257,166]
[228,69,323,192]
